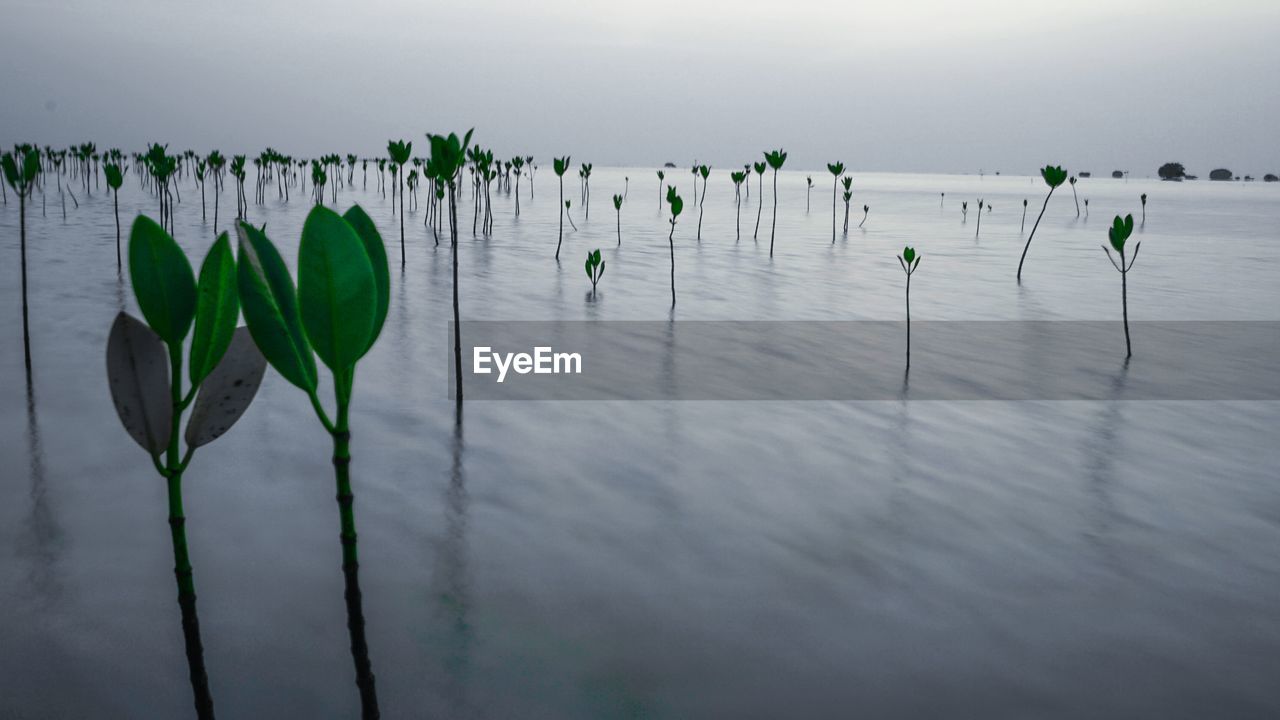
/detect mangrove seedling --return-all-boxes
[1021,198,1028,233]
[554,156,571,259]
[388,139,412,267]
[1140,193,1147,224]
[666,186,683,306]
[565,200,578,231]
[730,170,746,241]
[1016,164,1068,282]
[105,161,127,269]
[828,161,845,243]
[613,194,623,246]
[962,201,968,222]
[2,148,39,370]
[897,245,921,370]
[656,170,665,211]
[1070,175,1080,217]
[108,220,267,720]
[940,192,945,208]
[806,176,813,212]
[859,204,870,229]
[753,161,766,239]
[765,149,787,256]
[841,176,853,233]
[975,199,984,238]
[428,129,474,402]
[585,248,605,295]
[697,165,709,241]
[1085,198,1090,218]
[1102,214,1141,357]
[236,205,389,718]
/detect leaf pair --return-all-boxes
[237,205,389,399]
[828,161,845,176]
[765,149,787,170]
[387,140,412,166]
[731,171,746,185]
[2,149,40,190]
[553,156,571,177]
[753,161,766,175]
[613,194,623,210]
[426,129,474,184]
[109,219,264,455]
[898,246,921,274]
[1108,214,1135,253]
[104,163,125,190]
[1040,165,1068,188]
[666,186,684,218]
[584,249,605,282]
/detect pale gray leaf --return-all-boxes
[185,327,266,448]
[106,312,172,455]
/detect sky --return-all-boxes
[2,0,1278,176]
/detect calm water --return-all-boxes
[2,167,1279,718]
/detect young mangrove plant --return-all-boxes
[1021,198,1028,233]
[940,192,945,208]
[828,161,845,243]
[1070,175,1080,217]
[554,156,571,259]
[108,220,267,720]
[208,151,226,233]
[3,148,39,370]
[656,170,665,211]
[105,161,127,269]
[613,194,623,246]
[565,200,578,231]
[428,129,475,403]
[1084,198,1090,218]
[666,186,683,306]
[841,176,853,233]
[897,245,921,370]
[697,165,710,241]
[765,149,786,256]
[731,170,746,241]
[859,204,870,229]
[585,248,605,295]
[1016,165,1068,282]
[975,199,984,238]
[806,176,813,212]
[1102,214,1141,358]
[962,201,968,223]
[512,156,525,216]
[236,205,389,718]
[1140,193,1147,224]
[753,161,766,240]
[388,139,412,267]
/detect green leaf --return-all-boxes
[902,246,916,265]
[129,215,197,345]
[341,205,390,357]
[297,206,376,374]
[105,312,172,455]
[236,222,318,392]
[189,233,239,387]
[585,257,593,279]
[185,327,267,449]
[2,154,19,188]
[592,249,602,265]
[22,150,39,183]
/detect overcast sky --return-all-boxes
[2,0,1278,175]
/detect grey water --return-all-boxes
[2,168,1279,718]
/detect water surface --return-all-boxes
[2,168,1279,718]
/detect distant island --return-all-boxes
[1210,168,1233,181]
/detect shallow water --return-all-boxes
[2,168,1279,718]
